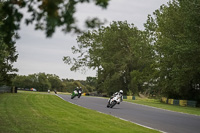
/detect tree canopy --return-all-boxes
[144,0,200,100]
[64,21,154,95]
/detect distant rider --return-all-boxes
[74,87,78,93]
[108,90,123,104]
[78,87,82,98]
[78,87,82,92]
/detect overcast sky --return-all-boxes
[13,0,169,80]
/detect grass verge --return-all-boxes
[0,92,159,133]
[124,96,200,116]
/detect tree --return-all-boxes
[13,73,51,91]
[0,1,18,86]
[86,76,97,88]
[2,0,110,37]
[12,75,26,88]
[144,0,200,100]
[12,74,36,89]
[47,74,63,91]
[35,73,51,91]
[64,21,154,95]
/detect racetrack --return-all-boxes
[57,94,200,133]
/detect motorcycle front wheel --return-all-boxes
[110,101,117,108]
[107,103,110,108]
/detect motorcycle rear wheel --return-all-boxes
[71,95,75,99]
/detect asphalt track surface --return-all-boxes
[57,94,200,133]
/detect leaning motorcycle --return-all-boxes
[107,95,121,108]
[71,90,78,99]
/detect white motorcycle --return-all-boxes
[78,89,82,98]
[107,95,122,108]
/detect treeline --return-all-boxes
[12,73,97,93]
[64,0,200,102]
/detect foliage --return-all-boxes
[47,74,63,91]
[12,73,94,93]
[62,81,76,92]
[127,89,133,96]
[37,73,51,91]
[2,0,110,37]
[12,73,51,91]
[144,0,200,101]
[86,76,97,87]
[62,79,89,93]
[64,21,154,95]
[0,1,18,86]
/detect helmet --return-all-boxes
[77,87,79,89]
[119,90,123,94]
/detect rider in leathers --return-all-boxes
[108,90,123,104]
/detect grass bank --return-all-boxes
[0,92,159,133]
[125,96,200,116]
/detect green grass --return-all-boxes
[125,96,200,116]
[0,92,159,133]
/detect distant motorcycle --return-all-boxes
[107,95,121,108]
[71,90,78,99]
[78,89,82,98]
[71,89,82,99]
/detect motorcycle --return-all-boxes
[71,89,82,99]
[78,89,82,98]
[71,90,78,99]
[107,95,121,108]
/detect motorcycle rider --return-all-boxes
[78,87,82,98]
[73,87,79,95]
[78,87,82,92]
[74,87,78,91]
[108,90,123,105]
[71,87,79,99]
